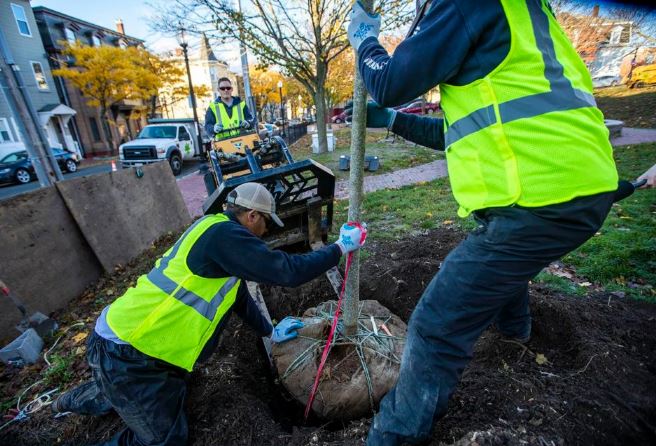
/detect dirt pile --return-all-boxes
[272,300,406,419]
[1,228,655,445]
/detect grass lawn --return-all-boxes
[595,85,656,128]
[291,127,443,180]
[331,142,656,302]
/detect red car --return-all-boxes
[331,111,348,124]
[396,101,440,115]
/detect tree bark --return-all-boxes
[314,60,329,153]
[343,0,374,336]
[101,106,116,155]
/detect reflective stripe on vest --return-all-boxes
[445,0,596,147]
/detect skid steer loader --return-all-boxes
[202,126,336,249]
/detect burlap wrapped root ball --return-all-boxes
[271,300,407,420]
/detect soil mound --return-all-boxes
[1,228,655,445]
[272,300,406,420]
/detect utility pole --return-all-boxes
[0,29,63,186]
[177,27,205,158]
[278,80,285,137]
[237,0,257,123]
[343,0,375,335]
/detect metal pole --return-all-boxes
[278,86,285,138]
[237,0,257,123]
[0,29,60,185]
[181,41,205,158]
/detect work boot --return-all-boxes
[503,332,531,344]
[50,382,113,416]
[492,324,531,344]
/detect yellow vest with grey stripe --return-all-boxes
[209,100,246,140]
[441,0,617,217]
[106,214,240,371]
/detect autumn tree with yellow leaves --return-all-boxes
[53,44,203,154]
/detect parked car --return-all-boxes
[0,150,33,185]
[52,148,80,173]
[396,100,440,114]
[258,123,281,138]
[331,111,347,124]
[628,64,656,88]
[0,148,79,185]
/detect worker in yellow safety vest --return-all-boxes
[345,1,627,444]
[204,77,253,140]
[52,182,367,446]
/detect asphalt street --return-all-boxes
[0,160,203,201]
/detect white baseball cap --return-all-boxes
[227,182,284,227]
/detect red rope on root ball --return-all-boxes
[304,222,367,420]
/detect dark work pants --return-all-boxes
[57,332,188,446]
[367,192,614,446]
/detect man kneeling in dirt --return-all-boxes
[52,182,366,446]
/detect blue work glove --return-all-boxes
[344,101,397,129]
[213,123,224,133]
[347,1,381,52]
[335,222,367,255]
[271,316,304,343]
[240,120,251,129]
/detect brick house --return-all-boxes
[33,6,146,157]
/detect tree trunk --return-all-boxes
[314,60,329,153]
[101,107,117,155]
[343,0,374,336]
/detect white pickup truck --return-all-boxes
[119,119,207,175]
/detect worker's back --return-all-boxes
[439,0,617,216]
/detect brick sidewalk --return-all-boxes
[177,160,448,217]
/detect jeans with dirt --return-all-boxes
[56,332,188,446]
[367,192,614,446]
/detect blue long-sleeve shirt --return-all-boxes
[96,212,341,365]
[359,0,512,150]
[204,96,254,137]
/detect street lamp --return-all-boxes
[277,80,285,138]
[177,27,205,159]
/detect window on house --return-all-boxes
[609,26,623,45]
[89,118,102,142]
[11,3,32,37]
[118,39,128,49]
[0,118,14,142]
[92,34,102,47]
[65,27,76,45]
[31,62,49,90]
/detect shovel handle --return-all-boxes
[0,279,9,296]
[0,280,29,318]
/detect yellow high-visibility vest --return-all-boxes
[440,0,617,217]
[107,214,241,371]
[209,100,247,140]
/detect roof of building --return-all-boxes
[199,33,218,62]
[32,6,144,43]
